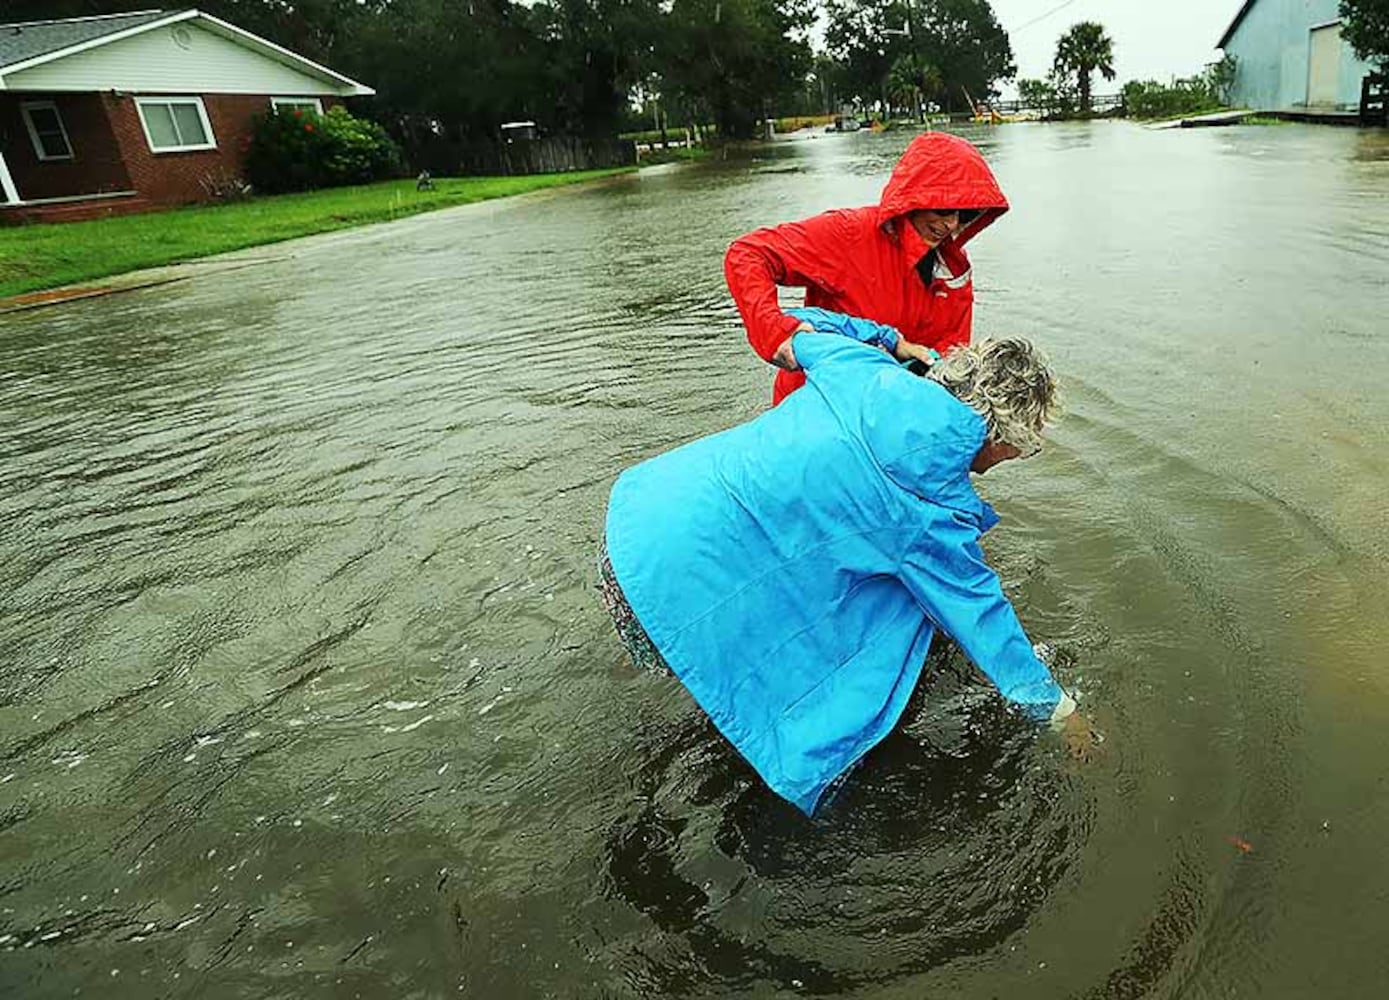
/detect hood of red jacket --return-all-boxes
[875,132,1009,250]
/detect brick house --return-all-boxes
[0,8,374,223]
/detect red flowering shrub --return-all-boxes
[245,106,402,194]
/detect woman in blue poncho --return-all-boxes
[599,309,1092,815]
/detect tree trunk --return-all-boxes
[1080,69,1093,115]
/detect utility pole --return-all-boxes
[884,0,924,122]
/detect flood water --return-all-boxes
[3,121,1388,998]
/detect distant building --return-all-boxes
[1218,0,1379,112]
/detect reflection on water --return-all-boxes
[2,122,1388,998]
[1353,128,1389,160]
[598,640,1085,995]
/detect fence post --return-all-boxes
[1361,73,1387,127]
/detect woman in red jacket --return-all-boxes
[725,132,1010,404]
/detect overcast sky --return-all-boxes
[987,0,1241,90]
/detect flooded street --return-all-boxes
[2,121,1388,998]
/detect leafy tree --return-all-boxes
[1016,77,1053,112]
[889,52,942,119]
[1339,0,1389,65]
[824,0,1014,113]
[659,0,814,139]
[2,1,147,19]
[1052,20,1116,115]
[823,0,904,112]
[532,0,666,138]
[1206,53,1238,106]
[1016,75,1073,120]
[915,0,1015,109]
[806,51,851,116]
[347,0,548,142]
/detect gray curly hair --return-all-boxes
[927,338,1058,452]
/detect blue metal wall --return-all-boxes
[1222,0,1378,110]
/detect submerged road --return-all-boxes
[2,121,1388,998]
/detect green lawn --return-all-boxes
[0,168,635,300]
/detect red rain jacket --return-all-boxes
[725,132,1009,404]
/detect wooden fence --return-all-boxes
[413,136,637,177]
[992,92,1124,115]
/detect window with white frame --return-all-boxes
[135,97,216,153]
[21,101,74,161]
[270,97,323,116]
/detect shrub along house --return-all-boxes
[0,8,374,223]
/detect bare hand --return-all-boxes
[893,339,939,367]
[771,323,814,371]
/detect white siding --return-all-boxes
[6,23,349,96]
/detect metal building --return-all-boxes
[1218,0,1378,112]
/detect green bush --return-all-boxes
[245,106,403,194]
[1122,58,1236,119]
[1122,78,1219,119]
[1017,76,1076,119]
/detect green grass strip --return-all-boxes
[1136,107,1250,123]
[638,146,712,166]
[0,168,635,299]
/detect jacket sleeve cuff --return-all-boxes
[755,312,806,361]
[787,308,900,351]
[1047,691,1078,729]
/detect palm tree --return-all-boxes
[888,53,942,122]
[1053,21,1116,116]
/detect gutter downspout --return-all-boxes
[0,151,21,204]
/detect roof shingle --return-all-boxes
[0,10,172,71]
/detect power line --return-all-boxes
[959,0,1084,50]
[1009,0,1083,37]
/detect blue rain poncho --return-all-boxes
[604,309,1068,814]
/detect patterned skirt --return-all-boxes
[597,538,672,677]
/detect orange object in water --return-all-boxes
[1227,836,1254,853]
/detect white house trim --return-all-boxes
[271,96,324,115]
[20,100,75,161]
[0,10,201,80]
[1308,18,1344,32]
[192,12,374,95]
[135,95,218,153]
[0,152,21,203]
[0,9,374,95]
